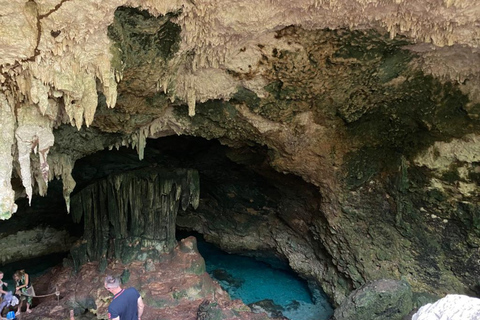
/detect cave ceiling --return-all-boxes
[0,0,479,214]
[1,0,480,304]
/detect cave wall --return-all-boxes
[0,0,480,307]
[165,26,480,302]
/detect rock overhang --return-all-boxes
[0,0,479,215]
[0,0,480,307]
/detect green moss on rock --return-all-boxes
[343,147,400,189]
[333,279,413,320]
[107,7,181,70]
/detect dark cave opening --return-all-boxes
[3,134,335,318]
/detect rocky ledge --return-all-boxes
[14,237,278,320]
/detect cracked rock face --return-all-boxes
[1,0,480,308]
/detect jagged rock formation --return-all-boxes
[29,236,276,320]
[70,167,199,267]
[1,0,480,311]
[1,0,479,217]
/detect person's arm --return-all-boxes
[137,296,144,319]
[16,273,29,290]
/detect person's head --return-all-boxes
[13,270,24,281]
[104,275,121,293]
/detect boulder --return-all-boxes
[333,279,413,320]
[412,294,480,320]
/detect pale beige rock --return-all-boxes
[0,93,17,219]
[412,294,480,320]
[48,153,76,212]
[414,134,480,172]
[0,0,37,65]
[408,44,480,104]
[15,125,55,204]
[0,0,479,219]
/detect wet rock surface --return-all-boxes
[248,299,287,319]
[332,279,413,320]
[15,237,273,320]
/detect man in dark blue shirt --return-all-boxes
[104,275,144,320]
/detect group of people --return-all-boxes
[0,270,35,318]
[1,270,143,320]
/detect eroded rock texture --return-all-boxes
[28,236,275,320]
[1,0,480,311]
[70,167,199,267]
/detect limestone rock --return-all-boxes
[1,0,480,313]
[70,167,200,265]
[0,93,17,219]
[29,236,273,320]
[333,279,413,320]
[0,0,479,219]
[412,294,480,320]
[0,226,76,265]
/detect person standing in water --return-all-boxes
[104,275,144,320]
[13,270,34,314]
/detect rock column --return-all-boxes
[70,167,199,268]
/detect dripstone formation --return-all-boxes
[1,0,480,319]
[70,168,199,268]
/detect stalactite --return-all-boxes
[32,162,48,197]
[15,125,55,204]
[29,76,50,116]
[0,93,17,219]
[70,167,200,266]
[137,129,147,160]
[184,71,197,117]
[48,153,76,213]
[182,169,200,210]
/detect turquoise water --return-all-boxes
[195,237,334,320]
[1,238,334,320]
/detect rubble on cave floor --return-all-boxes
[19,237,274,320]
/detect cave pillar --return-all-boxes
[70,167,199,267]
